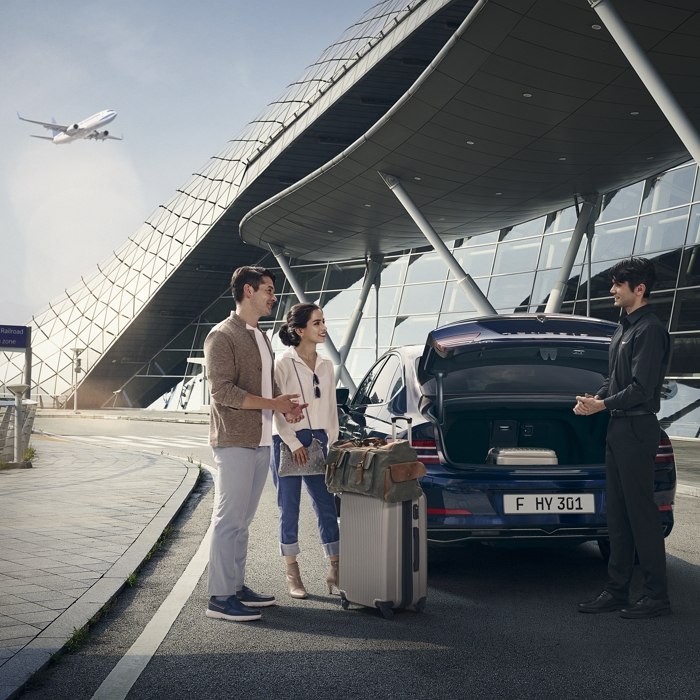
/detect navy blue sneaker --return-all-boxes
[206,596,262,621]
[236,585,276,607]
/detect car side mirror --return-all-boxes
[336,387,350,406]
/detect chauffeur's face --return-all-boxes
[610,279,644,310]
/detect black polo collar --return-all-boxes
[623,303,653,327]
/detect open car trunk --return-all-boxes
[441,400,609,467]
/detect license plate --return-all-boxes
[503,493,595,514]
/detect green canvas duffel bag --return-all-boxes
[325,437,426,503]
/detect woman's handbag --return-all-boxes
[277,361,326,477]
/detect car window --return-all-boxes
[366,354,401,405]
[351,358,387,407]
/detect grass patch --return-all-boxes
[23,444,36,461]
[145,524,174,562]
[125,572,138,587]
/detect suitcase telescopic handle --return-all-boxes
[391,416,412,445]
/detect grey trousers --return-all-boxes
[207,445,270,597]
[604,414,668,602]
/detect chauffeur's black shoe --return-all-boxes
[578,590,628,613]
[619,595,672,619]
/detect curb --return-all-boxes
[35,412,209,425]
[0,456,200,700]
[676,483,700,498]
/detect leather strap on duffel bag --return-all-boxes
[325,438,426,503]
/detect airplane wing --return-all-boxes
[107,133,123,141]
[30,135,54,141]
[17,112,68,132]
[86,130,123,141]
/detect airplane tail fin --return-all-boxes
[51,117,58,138]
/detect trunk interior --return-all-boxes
[442,404,609,466]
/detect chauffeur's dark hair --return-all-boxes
[609,258,657,298]
[231,266,276,303]
[279,303,321,346]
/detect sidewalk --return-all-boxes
[36,409,209,425]
[0,435,198,700]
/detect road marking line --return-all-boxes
[91,464,215,700]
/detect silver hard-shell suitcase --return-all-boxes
[338,417,428,619]
[487,447,558,465]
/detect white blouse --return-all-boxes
[273,347,340,452]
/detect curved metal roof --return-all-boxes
[240,0,700,261]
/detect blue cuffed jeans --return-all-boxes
[270,430,340,558]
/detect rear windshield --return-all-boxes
[426,346,608,396]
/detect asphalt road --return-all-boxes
[26,417,700,700]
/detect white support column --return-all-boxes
[545,197,597,314]
[269,245,357,393]
[589,0,700,166]
[334,257,382,383]
[378,172,497,316]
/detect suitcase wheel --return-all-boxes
[340,597,349,610]
[376,602,394,620]
[414,597,426,613]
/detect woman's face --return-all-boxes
[296,308,327,345]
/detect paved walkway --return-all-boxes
[0,435,198,700]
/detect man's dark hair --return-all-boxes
[609,257,656,298]
[231,266,276,303]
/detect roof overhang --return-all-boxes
[240,0,700,261]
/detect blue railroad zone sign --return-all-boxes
[0,325,29,350]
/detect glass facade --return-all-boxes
[144,162,700,438]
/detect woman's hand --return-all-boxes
[292,446,309,466]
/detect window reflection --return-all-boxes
[441,279,488,313]
[577,258,625,300]
[405,252,447,283]
[461,231,500,246]
[353,317,395,348]
[634,207,689,254]
[539,231,586,269]
[591,221,636,262]
[380,255,408,285]
[392,315,439,346]
[598,182,643,223]
[672,288,700,332]
[452,244,496,278]
[364,286,401,316]
[501,217,546,240]
[324,262,366,291]
[678,246,700,288]
[686,203,700,245]
[531,268,579,308]
[641,166,695,214]
[398,282,445,314]
[573,298,621,323]
[488,272,535,311]
[492,238,540,275]
[647,249,682,291]
[545,207,578,234]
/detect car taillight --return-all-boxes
[655,437,674,464]
[658,505,673,511]
[434,332,480,352]
[414,440,441,465]
[427,508,473,515]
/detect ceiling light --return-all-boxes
[327,229,334,233]
[559,157,567,161]
[647,157,654,160]
[523,93,532,98]
[364,203,371,207]
[495,192,502,196]
[630,111,639,115]
[414,176,421,181]
[591,24,602,30]
[466,140,475,145]
[439,217,445,221]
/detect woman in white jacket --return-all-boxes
[271,302,340,599]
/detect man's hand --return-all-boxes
[272,394,301,413]
[284,403,308,423]
[574,393,606,416]
[292,446,309,467]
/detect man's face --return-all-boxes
[610,278,643,308]
[246,276,276,318]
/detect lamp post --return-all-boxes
[70,348,84,414]
[6,384,29,464]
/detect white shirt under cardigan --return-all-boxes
[273,347,340,453]
[246,323,273,447]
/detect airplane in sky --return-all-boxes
[17,109,122,144]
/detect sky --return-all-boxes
[0,0,372,324]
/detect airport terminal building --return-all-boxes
[2,0,700,438]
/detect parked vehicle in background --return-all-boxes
[338,314,676,558]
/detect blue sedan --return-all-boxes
[338,314,676,557]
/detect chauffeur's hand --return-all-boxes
[574,393,605,415]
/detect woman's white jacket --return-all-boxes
[273,347,339,453]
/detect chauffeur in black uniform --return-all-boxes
[574,258,671,619]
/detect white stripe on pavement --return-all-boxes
[91,465,215,700]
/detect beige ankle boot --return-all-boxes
[286,562,307,599]
[326,559,339,594]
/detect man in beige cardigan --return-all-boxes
[204,266,305,622]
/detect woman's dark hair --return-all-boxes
[231,266,276,303]
[279,303,321,346]
[609,257,657,298]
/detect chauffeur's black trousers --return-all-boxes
[604,414,669,602]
